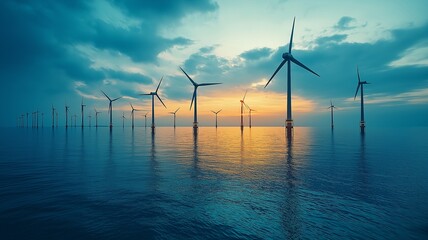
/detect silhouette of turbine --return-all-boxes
[180,67,221,128]
[354,66,370,133]
[51,105,55,128]
[81,98,86,128]
[240,90,249,129]
[211,109,222,128]
[169,107,180,128]
[143,112,149,128]
[94,108,101,128]
[130,103,142,129]
[327,100,337,129]
[265,17,319,135]
[248,107,255,128]
[65,105,70,128]
[139,77,167,129]
[122,112,126,128]
[101,90,122,129]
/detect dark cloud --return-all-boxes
[239,47,273,61]
[334,16,357,30]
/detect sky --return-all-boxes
[1,0,428,128]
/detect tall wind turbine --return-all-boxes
[354,66,370,133]
[65,105,70,128]
[88,114,92,127]
[101,90,122,129]
[211,109,222,128]
[169,107,180,128]
[240,90,248,129]
[129,103,142,129]
[81,98,86,128]
[327,100,337,129]
[180,67,221,128]
[139,77,167,129]
[265,17,319,134]
[94,108,101,128]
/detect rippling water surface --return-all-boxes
[1,127,427,239]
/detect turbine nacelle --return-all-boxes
[282,52,292,60]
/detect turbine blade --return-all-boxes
[101,90,111,101]
[354,83,361,100]
[243,102,250,110]
[242,90,248,101]
[357,66,361,83]
[290,57,320,77]
[129,102,134,110]
[112,97,122,102]
[190,89,196,110]
[139,93,152,96]
[180,67,197,86]
[217,109,222,114]
[156,94,167,108]
[156,77,163,93]
[211,110,216,114]
[198,83,222,86]
[265,59,287,88]
[289,17,296,53]
[175,107,180,114]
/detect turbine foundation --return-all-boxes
[360,121,365,133]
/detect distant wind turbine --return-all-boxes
[55,111,58,127]
[129,103,142,129]
[169,107,180,128]
[65,105,70,128]
[327,100,337,129]
[139,77,167,129]
[81,98,86,128]
[94,108,101,128]
[122,112,126,128]
[265,17,319,135]
[240,90,249,129]
[101,90,122,129]
[143,112,149,128]
[180,67,221,128]
[211,109,222,128]
[41,112,44,128]
[354,66,370,133]
[248,107,255,128]
[51,105,55,128]
[88,114,92,127]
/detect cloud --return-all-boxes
[334,16,357,30]
[239,48,273,61]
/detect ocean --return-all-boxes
[1,126,427,239]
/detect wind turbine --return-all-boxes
[248,107,255,128]
[265,17,319,134]
[240,90,248,129]
[211,109,222,128]
[65,105,70,128]
[55,111,58,127]
[51,105,55,128]
[122,112,126,128]
[101,90,122,129]
[169,107,180,128]
[354,66,370,133]
[41,112,44,128]
[94,108,101,128]
[130,103,142,129]
[81,98,86,128]
[327,100,337,129]
[180,67,222,128]
[139,77,167,129]
[88,114,92,127]
[143,112,149,128]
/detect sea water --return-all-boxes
[1,127,427,239]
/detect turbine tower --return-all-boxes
[129,103,142,129]
[211,109,222,128]
[240,90,248,129]
[169,108,180,128]
[327,100,337,129]
[65,105,70,128]
[139,77,167,129]
[101,90,122,129]
[354,66,370,133]
[81,98,86,128]
[265,17,319,135]
[180,67,221,128]
[88,114,92,127]
[94,108,101,128]
[143,112,149,128]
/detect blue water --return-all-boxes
[1,127,427,239]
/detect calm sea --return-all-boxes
[1,126,427,239]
